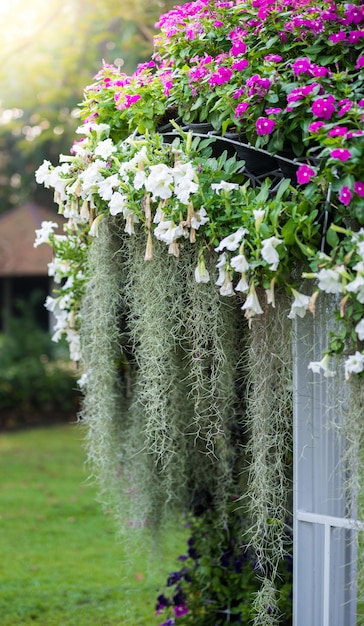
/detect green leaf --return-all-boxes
[326,227,340,249]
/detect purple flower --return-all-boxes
[287,83,318,103]
[292,57,312,75]
[330,148,352,161]
[231,41,247,55]
[160,619,175,626]
[311,97,336,120]
[208,66,233,86]
[356,56,364,69]
[354,182,364,197]
[233,88,244,99]
[255,117,276,135]
[348,30,364,44]
[264,54,282,62]
[338,101,353,116]
[338,185,353,206]
[173,604,189,617]
[234,102,249,117]
[296,164,316,185]
[232,59,249,71]
[328,31,346,43]
[308,121,325,133]
[328,126,348,137]
[265,107,282,114]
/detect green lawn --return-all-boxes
[0,424,185,625]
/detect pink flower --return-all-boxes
[256,117,276,135]
[233,88,244,99]
[296,164,316,185]
[234,102,249,117]
[328,126,348,137]
[338,185,353,206]
[287,83,318,103]
[348,30,364,44]
[232,59,249,71]
[338,101,353,116]
[292,57,312,75]
[208,66,232,86]
[265,107,282,114]
[328,31,346,43]
[330,148,352,161]
[174,604,189,617]
[311,97,336,120]
[231,41,247,55]
[308,121,325,133]
[356,56,364,69]
[354,182,364,197]
[264,54,282,62]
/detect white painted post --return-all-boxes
[293,304,359,626]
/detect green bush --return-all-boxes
[0,299,80,428]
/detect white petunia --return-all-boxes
[316,267,343,294]
[355,319,364,341]
[35,160,53,186]
[215,252,227,286]
[48,258,70,283]
[215,227,248,252]
[75,122,110,136]
[344,351,364,380]
[194,255,210,284]
[219,273,235,297]
[145,163,173,200]
[134,170,147,190]
[230,253,249,273]
[241,284,264,318]
[94,138,116,159]
[287,289,311,319]
[261,236,283,271]
[235,275,249,293]
[66,328,81,362]
[253,209,265,232]
[308,354,335,378]
[154,220,183,245]
[211,181,239,194]
[89,214,104,237]
[97,174,120,201]
[109,191,128,216]
[191,206,209,229]
[79,161,105,195]
[34,221,59,248]
[175,179,199,204]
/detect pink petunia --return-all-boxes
[296,164,316,185]
[354,182,364,197]
[256,117,276,135]
[311,97,336,120]
[338,185,353,206]
[330,148,352,161]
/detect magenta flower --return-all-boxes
[356,56,364,69]
[256,117,276,135]
[328,126,348,137]
[338,101,353,116]
[328,31,346,43]
[311,97,336,120]
[330,148,352,161]
[234,102,249,117]
[232,59,249,71]
[292,57,312,75]
[354,182,364,197]
[174,604,189,617]
[296,164,316,185]
[231,41,247,55]
[208,66,232,86]
[264,54,282,62]
[348,30,364,44]
[265,107,282,114]
[233,88,244,99]
[338,186,353,206]
[308,121,325,133]
[287,84,318,103]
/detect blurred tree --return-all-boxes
[0,0,178,213]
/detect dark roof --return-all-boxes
[0,202,65,277]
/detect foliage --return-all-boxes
[0,301,79,427]
[0,424,186,625]
[155,505,292,626]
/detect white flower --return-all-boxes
[97,174,120,201]
[261,236,283,271]
[77,371,89,388]
[109,191,128,216]
[124,210,139,235]
[235,275,249,293]
[75,122,110,136]
[287,289,311,319]
[230,253,249,273]
[154,220,183,244]
[316,267,343,294]
[134,170,147,190]
[344,351,364,380]
[355,319,364,341]
[241,284,264,318]
[308,354,335,378]
[45,295,59,313]
[219,273,235,297]
[215,252,227,286]
[35,160,53,186]
[89,214,104,237]
[79,161,105,196]
[175,179,199,204]
[94,138,116,159]
[48,258,70,283]
[346,262,364,302]
[253,209,265,232]
[145,163,173,200]
[211,181,239,194]
[34,221,59,247]
[66,328,81,362]
[191,207,209,229]
[172,161,195,184]
[120,146,149,177]
[215,227,247,252]
[194,255,210,283]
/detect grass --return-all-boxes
[0,423,187,625]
